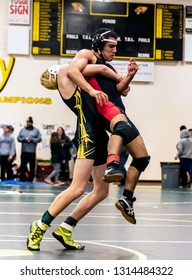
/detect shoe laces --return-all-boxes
[121,197,136,215]
[31,226,45,241]
[66,232,73,241]
[126,206,134,215]
[64,230,81,248]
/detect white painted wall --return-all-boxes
[0,0,192,180]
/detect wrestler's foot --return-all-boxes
[27,220,50,251]
[115,197,136,224]
[52,227,85,250]
[103,165,123,183]
[44,178,53,185]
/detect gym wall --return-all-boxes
[0,0,192,181]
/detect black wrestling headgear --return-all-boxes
[91,28,117,54]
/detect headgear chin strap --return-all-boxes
[92,30,117,54]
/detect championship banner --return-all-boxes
[8,0,30,25]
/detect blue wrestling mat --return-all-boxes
[0,180,49,187]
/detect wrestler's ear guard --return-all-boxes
[91,30,116,53]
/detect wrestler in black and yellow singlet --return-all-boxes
[59,86,108,166]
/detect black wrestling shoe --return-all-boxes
[115,196,136,224]
[102,166,123,183]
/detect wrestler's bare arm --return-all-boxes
[116,58,139,93]
[67,49,136,99]
[67,50,93,93]
[82,64,120,82]
[57,65,77,99]
[82,59,138,94]
[67,49,108,105]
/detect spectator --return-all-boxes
[57,127,73,183]
[12,163,20,180]
[180,125,187,131]
[0,125,16,181]
[44,131,63,185]
[70,138,77,162]
[17,117,42,182]
[175,129,192,188]
[178,125,189,185]
[188,128,192,138]
[9,125,16,162]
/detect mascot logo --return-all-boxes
[0,57,15,92]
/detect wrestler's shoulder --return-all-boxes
[77,49,94,57]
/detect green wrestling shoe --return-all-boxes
[52,226,85,250]
[27,220,50,251]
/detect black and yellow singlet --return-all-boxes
[59,86,108,166]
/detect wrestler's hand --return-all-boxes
[89,89,108,106]
[127,58,139,78]
[121,85,131,97]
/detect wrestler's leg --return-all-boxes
[27,159,93,251]
[67,164,109,221]
[103,114,133,183]
[115,134,150,225]
[48,159,93,217]
[124,135,149,191]
[51,164,109,250]
[88,76,124,181]
[51,129,109,250]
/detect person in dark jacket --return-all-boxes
[175,129,192,188]
[57,127,72,183]
[17,117,42,182]
[44,132,63,185]
[0,125,16,180]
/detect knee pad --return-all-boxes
[112,121,139,145]
[130,156,151,172]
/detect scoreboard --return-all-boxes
[61,1,155,59]
[32,0,61,55]
[155,4,183,60]
[32,0,183,61]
